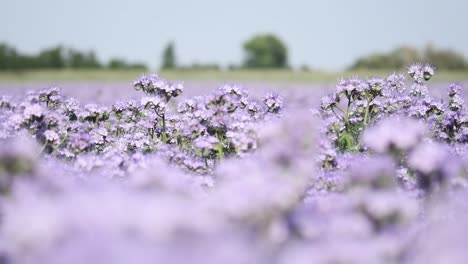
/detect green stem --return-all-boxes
[363,96,371,126]
[335,106,346,114]
[161,114,167,143]
[216,132,224,159]
[38,141,48,156]
[344,99,352,129]
[331,108,342,120]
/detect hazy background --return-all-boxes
[1,0,468,71]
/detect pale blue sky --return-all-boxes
[1,0,467,70]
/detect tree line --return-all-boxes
[1,36,467,71]
[160,34,288,70]
[349,45,468,71]
[161,37,468,71]
[0,43,147,71]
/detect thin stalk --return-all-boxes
[363,96,371,126]
[344,99,352,129]
[161,114,167,143]
[216,132,224,159]
[334,106,346,115]
[38,141,48,156]
[331,108,342,120]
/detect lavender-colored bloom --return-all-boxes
[408,142,448,175]
[1,68,468,263]
[449,94,465,111]
[141,96,166,111]
[448,83,462,97]
[193,135,219,151]
[22,103,44,120]
[423,64,435,80]
[262,92,284,113]
[408,64,424,83]
[363,117,426,153]
[133,73,183,100]
[408,142,455,191]
[43,130,60,143]
[385,73,406,93]
[410,83,429,97]
[408,63,435,83]
[320,93,339,110]
[345,155,396,189]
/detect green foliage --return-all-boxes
[38,46,67,69]
[178,63,220,71]
[424,45,467,70]
[351,45,468,70]
[68,49,101,69]
[243,34,288,69]
[0,43,146,71]
[108,58,146,70]
[337,124,363,152]
[161,42,176,70]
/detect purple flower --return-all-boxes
[194,136,219,151]
[263,93,284,113]
[363,117,426,153]
[408,142,455,191]
[43,130,60,143]
[320,93,339,110]
[408,63,435,83]
[385,73,406,93]
[448,83,462,97]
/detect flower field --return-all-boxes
[0,64,467,263]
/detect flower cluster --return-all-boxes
[0,67,467,264]
[0,75,283,176]
[319,64,466,162]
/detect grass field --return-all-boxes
[1,69,468,84]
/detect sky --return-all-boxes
[1,0,467,71]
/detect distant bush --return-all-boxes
[176,63,220,71]
[424,45,467,70]
[67,49,101,69]
[350,45,467,71]
[108,58,147,70]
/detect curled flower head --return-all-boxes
[43,130,60,143]
[141,96,166,111]
[448,83,462,97]
[367,78,384,95]
[423,64,435,81]
[336,78,367,100]
[320,93,339,111]
[408,63,435,83]
[193,136,219,151]
[133,74,183,100]
[22,103,44,121]
[385,73,406,92]
[262,93,284,114]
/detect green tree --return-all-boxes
[161,42,176,69]
[243,34,288,68]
